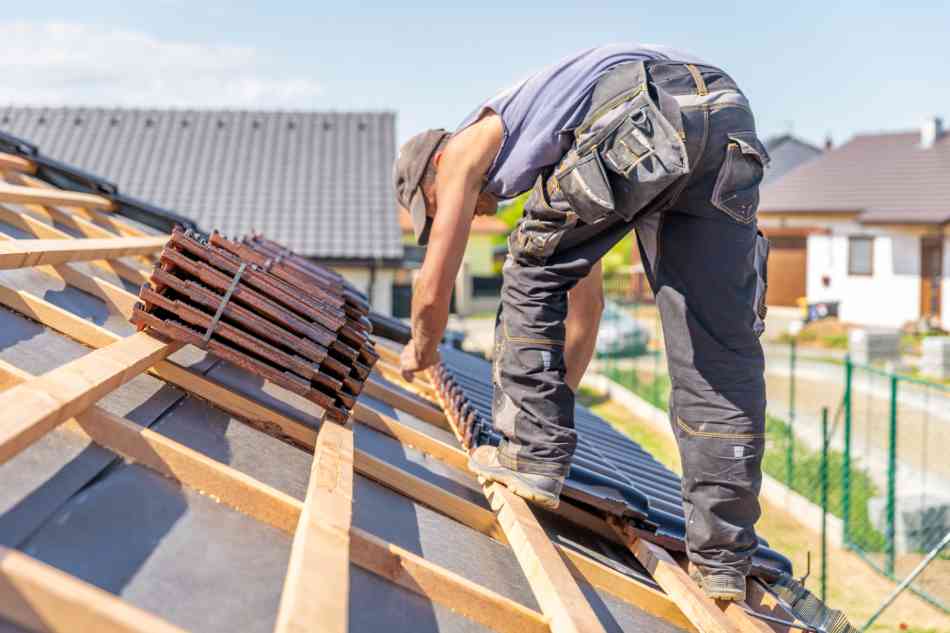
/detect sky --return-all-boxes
[2,1,948,148]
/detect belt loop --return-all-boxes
[685,64,708,96]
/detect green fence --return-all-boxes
[594,308,950,618]
[842,356,950,614]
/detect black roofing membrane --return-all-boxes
[152,394,313,500]
[353,474,539,611]
[0,428,115,548]
[349,563,493,633]
[0,306,88,374]
[19,463,291,633]
[355,422,488,509]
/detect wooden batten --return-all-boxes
[486,484,607,633]
[0,360,548,633]
[362,375,452,431]
[0,236,166,270]
[611,520,743,633]
[4,171,150,238]
[0,331,179,466]
[0,207,151,286]
[0,264,696,633]
[0,152,37,175]
[0,547,187,633]
[0,182,115,211]
[275,421,355,633]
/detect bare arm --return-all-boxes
[402,115,503,378]
[564,261,604,391]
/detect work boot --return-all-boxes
[692,569,747,601]
[468,445,564,510]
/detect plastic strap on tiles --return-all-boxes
[202,262,247,344]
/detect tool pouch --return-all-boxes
[553,61,690,225]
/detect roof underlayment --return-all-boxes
[0,128,854,633]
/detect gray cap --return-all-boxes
[393,128,450,245]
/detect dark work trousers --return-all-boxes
[492,61,772,576]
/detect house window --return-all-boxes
[848,236,874,276]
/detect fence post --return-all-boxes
[821,407,829,603]
[886,374,898,577]
[787,337,797,487]
[843,356,853,546]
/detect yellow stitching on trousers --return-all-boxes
[676,418,764,439]
[504,320,564,347]
[685,64,708,96]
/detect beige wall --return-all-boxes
[332,266,396,316]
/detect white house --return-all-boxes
[759,118,949,328]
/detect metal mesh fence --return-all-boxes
[845,363,950,613]
[593,297,950,617]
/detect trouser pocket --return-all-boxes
[510,171,577,264]
[711,131,770,224]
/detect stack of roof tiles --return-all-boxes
[131,227,378,422]
[431,346,795,582]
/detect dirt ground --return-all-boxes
[587,396,950,632]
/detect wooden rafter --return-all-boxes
[0,201,154,266]
[0,209,150,286]
[0,152,37,174]
[0,360,548,633]
[432,380,607,633]
[610,520,781,633]
[0,256,703,632]
[0,547,187,633]
[362,375,451,431]
[0,331,180,465]
[0,275,694,631]
[0,236,166,270]
[0,182,115,211]
[274,421,355,633]
[4,171,150,238]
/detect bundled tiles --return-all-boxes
[131,227,378,423]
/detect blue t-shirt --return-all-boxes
[458,43,707,199]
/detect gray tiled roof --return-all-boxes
[761,130,950,224]
[763,134,823,184]
[0,107,403,261]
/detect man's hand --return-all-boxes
[400,339,440,382]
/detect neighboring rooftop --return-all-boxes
[0,107,403,262]
[763,133,824,183]
[761,118,950,224]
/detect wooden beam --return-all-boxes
[0,283,693,632]
[0,237,166,270]
[4,171,149,238]
[275,421,354,633]
[0,331,180,465]
[0,201,155,267]
[352,400,469,471]
[611,520,741,633]
[0,211,151,286]
[355,447,506,542]
[0,283,130,348]
[0,152,37,174]
[0,364,546,633]
[362,376,452,431]
[0,547,187,633]
[351,528,550,633]
[0,183,115,211]
[486,483,607,633]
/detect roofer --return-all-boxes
[393,43,771,601]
